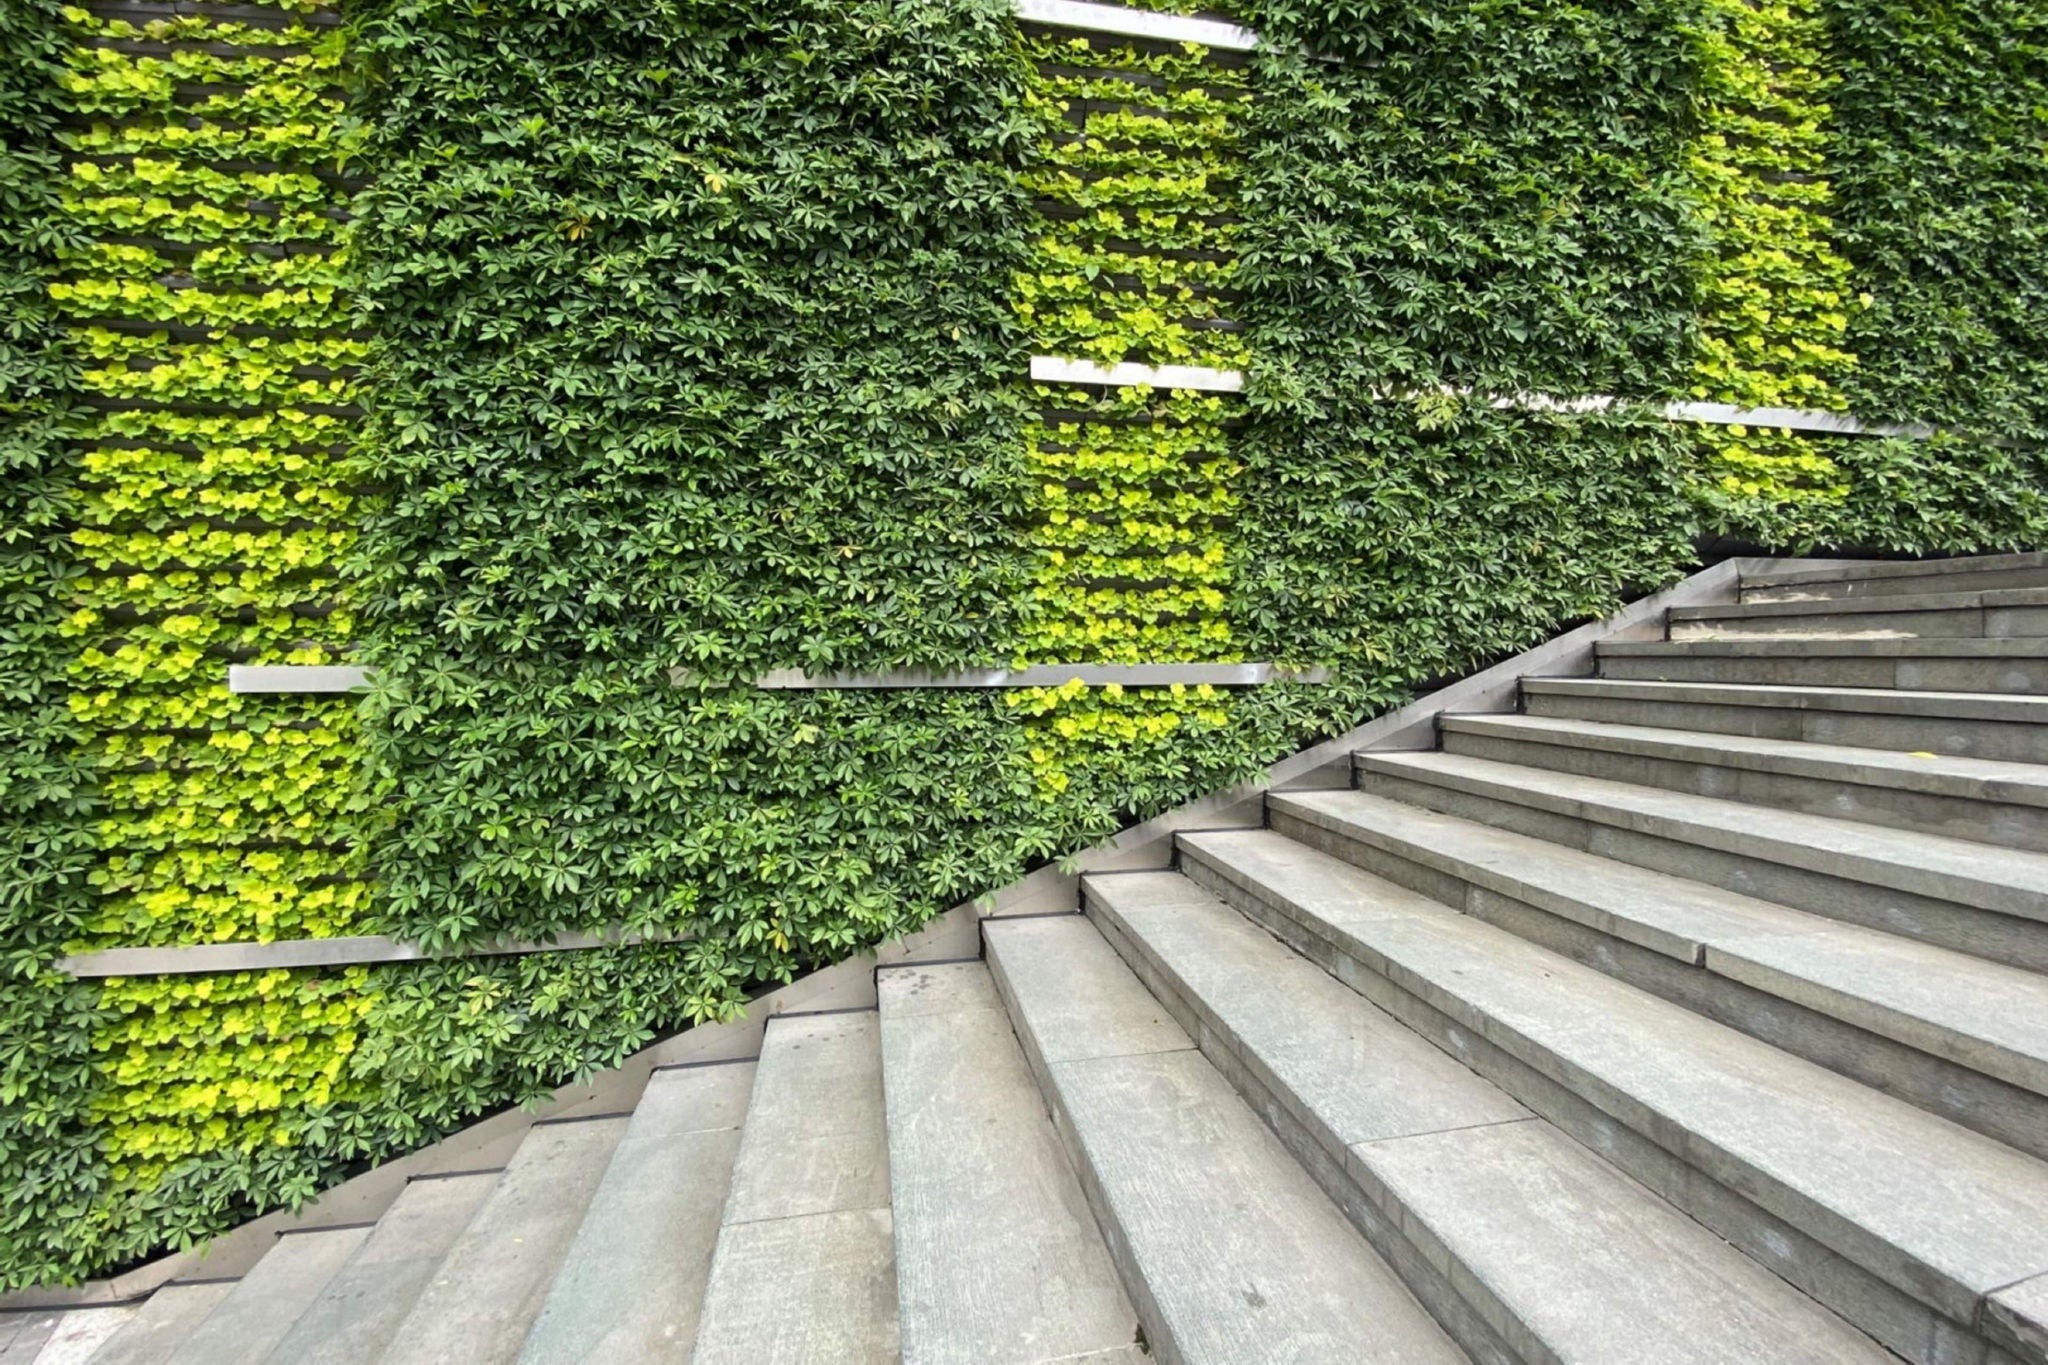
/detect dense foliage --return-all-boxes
[0,0,107,1295]
[5,0,2046,1287]
[1231,0,1706,687]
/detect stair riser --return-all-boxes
[1440,729,2048,854]
[1080,892,1525,1365]
[1744,568,2048,605]
[1673,607,2014,641]
[1266,806,2048,1161]
[1353,767,2048,975]
[1173,848,2000,1365]
[1525,692,2048,765]
[1597,653,2048,694]
[983,941,1186,1365]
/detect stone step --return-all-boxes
[1268,788,2048,1154]
[1082,870,1888,1365]
[691,1011,896,1365]
[1597,637,2048,694]
[4,1304,132,1363]
[877,961,1141,1365]
[1355,749,2048,973]
[518,1061,754,1365]
[1669,587,2048,641]
[1524,676,2048,763]
[1741,553,2048,605]
[379,1116,629,1365]
[983,913,1466,1365]
[162,1226,369,1365]
[266,1171,497,1365]
[1439,712,2048,852]
[78,1283,229,1365]
[1175,827,2048,1365]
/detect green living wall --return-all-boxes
[3,0,2045,1287]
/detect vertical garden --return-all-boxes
[2,0,2045,1287]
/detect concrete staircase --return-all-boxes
[11,552,2048,1364]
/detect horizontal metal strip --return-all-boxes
[1660,400,1936,439]
[1029,361,1957,439]
[1031,355,1244,391]
[229,664,368,692]
[1015,0,1258,51]
[59,927,693,978]
[714,663,1325,688]
[234,662,1329,693]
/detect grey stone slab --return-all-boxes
[1741,553,2048,602]
[1271,788,2048,1102]
[164,1226,368,1365]
[983,913,1190,1066]
[1442,724,2048,855]
[10,1307,132,1365]
[381,1116,629,1365]
[1356,750,2048,924]
[689,1207,897,1365]
[1083,872,1528,1146]
[86,1283,231,1365]
[1679,588,2040,620]
[1671,604,1987,641]
[878,962,1139,1365]
[1352,1119,1890,1364]
[266,1171,497,1365]
[1526,677,2048,725]
[1987,1272,2048,1360]
[1603,637,2048,659]
[518,1062,755,1365]
[1272,788,1823,963]
[0,1311,52,1361]
[1524,686,2048,765]
[721,1012,886,1225]
[1445,713,2048,810]
[1177,829,2048,1328]
[1055,1047,1466,1365]
[990,913,1467,1363]
[1706,931,2048,1099]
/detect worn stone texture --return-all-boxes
[879,962,1139,1365]
[271,1172,497,1365]
[381,1117,628,1365]
[518,1062,755,1365]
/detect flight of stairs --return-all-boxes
[11,551,2048,1365]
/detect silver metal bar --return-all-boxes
[229,665,371,694]
[1030,356,1245,393]
[58,928,694,978]
[1013,0,1258,51]
[743,662,1325,689]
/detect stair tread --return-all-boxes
[8,1306,131,1364]
[1273,788,2048,1097]
[164,1227,367,1365]
[984,914,1466,1365]
[266,1172,496,1365]
[691,1012,895,1365]
[1989,1271,2048,1360]
[1525,676,2048,723]
[1601,637,2048,657]
[517,1062,753,1365]
[1673,586,2048,619]
[82,1283,230,1365]
[1176,827,2048,1326]
[379,1116,628,1365]
[878,961,1139,1365]
[1085,870,1888,1364]
[1442,711,2048,807]
[1743,552,2048,592]
[1356,749,2048,922]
